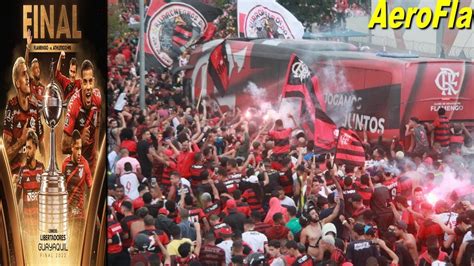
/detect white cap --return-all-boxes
[395,151,404,160]
[321,235,335,246]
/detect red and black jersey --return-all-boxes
[254,222,272,235]
[279,169,294,197]
[342,185,358,216]
[188,207,206,224]
[62,155,92,216]
[161,159,177,192]
[107,217,123,254]
[212,222,230,238]
[223,172,242,193]
[64,89,101,164]
[383,177,399,200]
[450,134,464,154]
[18,160,44,210]
[30,80,45,103]
[55,69,81,102]
[112,196,131,221]
[354,183,373,206]
[3,97,43,173]
[190,164,206,188]
[204,201,221,218]
[433,115,450,147]
[242,188,263,213]
[268,128,292,155]
[120,215,139,248]
[199,244,226,266]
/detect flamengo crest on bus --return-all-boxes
[245,5,294,39]
[435,67,460,96]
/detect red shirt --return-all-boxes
[268,128,292,154]
[3,97,43,173]
[30,80,45,103]
[266,224,289,240]
[64,89,101,164]
[107,218,123,254]
[417,219,445,252]
[177,144,200,178]
[132,197,145,210]
[188,207,206,224]
[120,140,137,157]
[55,69,81,101]
[203,201,222,219]
[383,177,399,200]
[62,155,92,216]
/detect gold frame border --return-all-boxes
[0,138,25,265]
[81,136,106,265]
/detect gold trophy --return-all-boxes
[38,62,68,235]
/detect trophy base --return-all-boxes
[38,172,68,235]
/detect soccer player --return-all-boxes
[3,56,44,174]
[17,130,44,222]
[56,51,81,101]
[24,28,44,104]
[62,60,101,171]
[62,129,92,218]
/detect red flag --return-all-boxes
[335,128,366,168]
[208,42,229,96]
[281,53,336,152]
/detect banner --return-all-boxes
[237,0,304,39]
[335,128,366,168]
[144,0,222,70]
[208,41,230,96]
[281,53,337,152]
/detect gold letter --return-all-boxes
[432,0,450,29]
[368,0,387,29]
[33,5,38,39]
[40,5,54,39]
[56,5,71,38]
[23,5,32,39]
[72,5,82,39]
[389,7,405,29]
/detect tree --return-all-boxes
[278,0,335,28]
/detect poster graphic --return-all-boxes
[0,0,106,265]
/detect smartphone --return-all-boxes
[151,177,157,187]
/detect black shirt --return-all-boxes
[137,140,153,178]
[392,243,415,266]
[370,185,392,215]
[346,240,380,266]
[223,210,246,233]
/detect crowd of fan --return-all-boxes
[106,2,474,266]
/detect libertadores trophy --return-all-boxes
[38,62,68,235]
